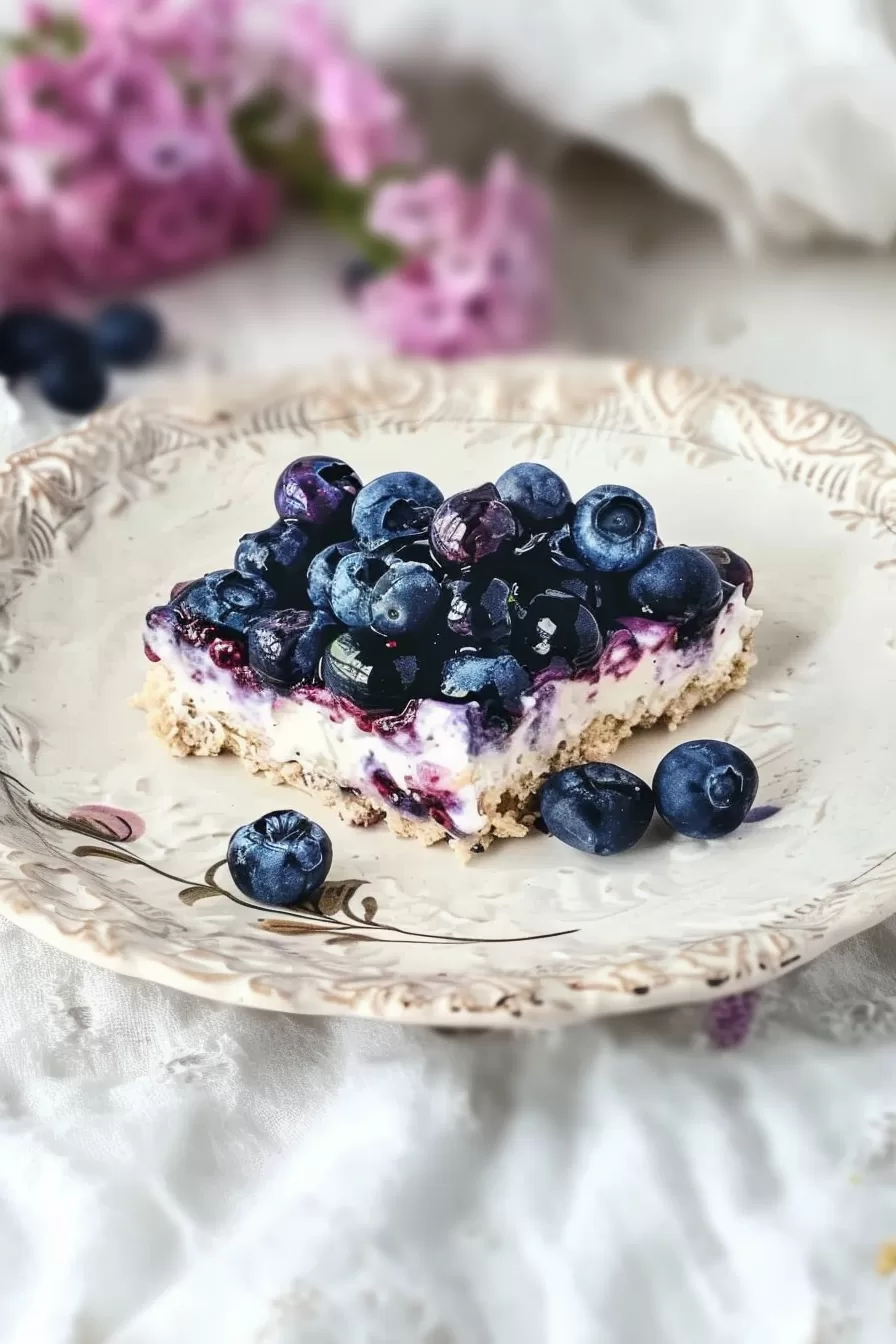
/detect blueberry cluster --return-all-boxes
[540,740,759,852]
[149,455,754,722]
[0,302,162,415]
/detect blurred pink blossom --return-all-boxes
[368,170,468,250]
[311,53,420,184]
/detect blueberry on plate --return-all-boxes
[653,739,758,839]
[176,569,278,634]
[429,483,517,569]
[330,551,389,627]
[274,455,361,529]
[514,591,603,672]
[227,809,332,906]
[37,342,108,414]
[92,302,163,367]
[444,575,515,645]
[306,539,358,613]
[539,762,654,855]
[439,651,531,724]
[341,257,377,298]
[697,545,754,599]
[0,308,85,378]
[370,561,441,637]
[627,545,723,624]
[247,608,337,688]
[322,629,420,711]
[495,462,572,534]
[351,471,443,550]
[235,520,314,602]
[572,484,657,573]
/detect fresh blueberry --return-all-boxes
[322,629,420,711]
[351,471,443,550]
[274,455,361,529]
[495,463,572,534]
[444,575,515,646]
[370,562,441,637]
[653,739,758,839]
[234,520,314,602]
[627,546,723,624]
[176,569,278,635]
[539,762,654,855]
[439,651,531,722]
[330,552,388,628]
[36,343,108,414]
[306,539,358,613]
[429,483,517,570]
[341,257,377,298]
[0,308,85,378]
[247,608,337,688]
[91,302,163,367]
[697,546,754,599]
[514,591,603,672]
[572,484,657,572]
[515,526,604,610]
[227,809,332,906]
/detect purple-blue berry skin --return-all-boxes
[351,471,443,551]
[627,546,723,625]
[274,455,362,529]
[444,575,514,646]
[495,463,572,535]
[330,552,388,628]
[370,562,441,637]
[515,591,603,672]
[539,762,654,855]
[37,343,108,414]
[653,739,758,839]
[227,809,332,906]
[322,629,420,711]
[572,484,657,573]
[92,302,162,367]
[247,608,337,688]
[177,569,278,635]
[697,546,754,600]
[439,652,531,718]
[342,257,377,298]
[429,483,517,570]
[306,539,358,614]
[0,308,85,378]
[234,520,314,603]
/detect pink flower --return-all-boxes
[3,56,96,157]
[232,172,280,245]
[289,1,343,70]
[134,173,234,270]
[368,170,468,250]
[74,39,182,125]
[118,113,217,182]
[311,53,420,185]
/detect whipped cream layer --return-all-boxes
[145,591,760,838]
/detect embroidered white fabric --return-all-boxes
[1,132,896,1344]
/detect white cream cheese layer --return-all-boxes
[147,592,760,837]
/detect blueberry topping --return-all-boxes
[627,546,724,624]
[370,561,441,637]
[351,471,443,550]
[330,552,389,628]
[247,608,336,688]
[496,462,572,534]
[176,569,278,635]
[306,539,358,613]
[274,455,361,529]
[342,257,377,298]
[234,520,314,602]
[36,343,108,414]
[546,522,591,573]
[208,636,246,670]
[429,483,517,570]
[444,575,515,645]
[0,308,86,378]
[439,651,531,723]
[514,591,603,671]
[539,762,654,855]
[697,546,754,599]
[572,484,657,573]
[227,808,332,906]
[92,302,163,367]
[653,739,758,839]
[322,629,420,711]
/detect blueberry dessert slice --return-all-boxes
[247,609,337,688]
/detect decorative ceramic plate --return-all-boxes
[0,357,894,1028]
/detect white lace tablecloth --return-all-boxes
[4,172,896,1344]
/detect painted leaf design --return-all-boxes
[204,859,229,889]
[362,895,378,924]
[315,878,367,916]
[257,920,337,936]
[178,885,219,906]
[72,845,143,865]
